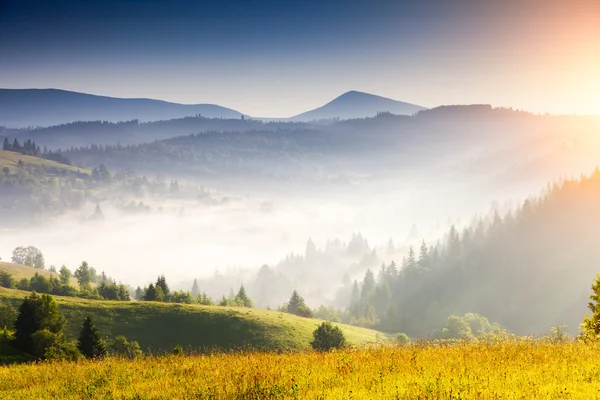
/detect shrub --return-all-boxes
[110,335,143,359]
[0,271,14,288]
[395,333,411,345]
[311,322,347,351]
[0,301,17,330]
[173,344,184,356]
[31,329,80,361]
[546,325,571,343]
[16,278,29,291]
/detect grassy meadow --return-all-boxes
[0,287,384,352]
[0,150,89,176]
[0,262,61,281]
[1,340,600,399]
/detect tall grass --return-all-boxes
[1,340,599,399]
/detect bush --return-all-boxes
[173,344,184,355]
[16,278,29,291]
[31,329,80,361]
[109,335,143,359]
[314,305,341,323]
[171,290,194,304]
[395,333,411,345]
[547,325,571,343]
[0,301,17,330]
[311,322,347,351]
[0,271,14,288]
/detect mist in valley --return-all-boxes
[2,108,600,338]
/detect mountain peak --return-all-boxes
[291,91,426,121]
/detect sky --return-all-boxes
[1,0,599,117]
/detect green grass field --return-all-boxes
[0,286,385,353]
[0,150,89,175]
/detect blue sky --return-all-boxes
[1,0,599,116]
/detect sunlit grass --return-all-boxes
[1,341,599,399]
[0,150,90,175]
[0,262,62,282]
[0,287,384,352]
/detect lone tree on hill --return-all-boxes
[235,285,254,307]
[77,316,107,359]
[287,290,313,318]
[310,322,347,351]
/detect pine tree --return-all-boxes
[77,316,107,359]
[2,138,11,151]
[155,275,170,300]
[286,290,312,317]
[144,283,158,301]
[191,279,199,297]
[12,139,21,152]
[417,241,429,270]
[361,269,376,299]
[235,285,253,307]
[349,281,360,316]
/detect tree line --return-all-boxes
[0,293,141,362]
[3,137,73,165]
[329,169,600,336]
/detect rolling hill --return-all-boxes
[0,150,89,176]
[0,286,386,352]
[0,89,243,128]
[291,90,426,121]
[0,262,60,281]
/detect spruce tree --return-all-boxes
[191,279,200,297]
[287,290,312,317]
[2,138,11,151]
[156,275,170,300]
[77,316,107,359]
[235,285,253,307]
[144,283,158,301]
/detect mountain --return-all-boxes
[291,90,426,121]
[0,89,243,128]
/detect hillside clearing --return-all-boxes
[0,150,89,175]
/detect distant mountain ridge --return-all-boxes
[0,89,243,128]
[290,90,426,121]
[0,88,426,128]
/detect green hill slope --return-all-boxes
[0,287,385,352]
[0,150,89,176]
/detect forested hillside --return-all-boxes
[343,170,600,336]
